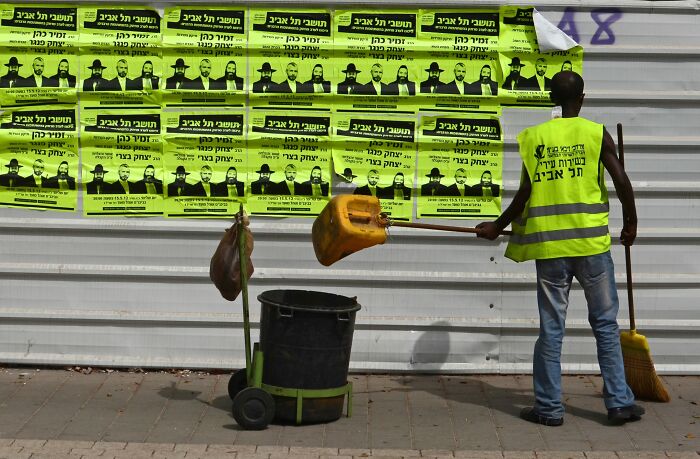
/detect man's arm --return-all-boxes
[476,165,531,240]
[601,127,637,246]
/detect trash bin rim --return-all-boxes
[257,289,361,314]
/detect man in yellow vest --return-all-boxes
[477,71,643,426]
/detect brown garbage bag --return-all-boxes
[210,213,254,301]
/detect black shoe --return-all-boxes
[520,407,564,426]
[607,404,645,424]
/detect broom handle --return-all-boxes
[389,220,512,236]
[617,123,636,331]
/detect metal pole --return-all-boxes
[237,203,252,383]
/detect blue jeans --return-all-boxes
[533,251,635,418]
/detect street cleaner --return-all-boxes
[476,71,645,426]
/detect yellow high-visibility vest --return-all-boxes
[505,117,611,262]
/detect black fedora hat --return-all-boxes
[425,167,444,178]
[4,57,22,67]
[256,164,274,174]
[90,164,108,174]
[172,165,190,175]
[171,58,190,69]
[5,158,22,168]
[257,62,276,73]
[339,167,357,178]
[341,63,361,73]
[424,62,444,72]
[508,57,525,66]
[87,59,107,70]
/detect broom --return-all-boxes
[617,123,671,402]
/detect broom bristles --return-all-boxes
[621,330,671,402]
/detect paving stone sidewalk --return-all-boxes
[0,368,698,458]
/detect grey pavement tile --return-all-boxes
[368,397,411,450]
[665,453,700,458]
[453,451,503,458]
[289,446,339,455]
[0,371,70,438]
[15,373,108,441]
[324,416,370,449]
[256,445,289,455]
[152,451,187,459]
[207,443,256,453]
[616,453,669,459]
[535,452,586,458]
[278,423,327,448]
[420,448,454,457]
[145,375,216,444]
[338,448,371,456]
[233,423,283,446]
[124,441,175,452]
[370,448,420,456]
[57,372,144,442]
[12,439,47,449]
[91,441,126,450]
[174,443,207,454]
[583,452,620,459]
[187,375,241,445]
[503,452,536,459]
[623,413,680,450]
[321,456,353,459]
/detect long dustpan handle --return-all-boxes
[388,220,512,236]
[617,123,636,331]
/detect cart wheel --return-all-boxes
[232,387,275,430]
[228,369,248,400]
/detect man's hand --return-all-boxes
[476,222,501,240]
[620,220,637,246]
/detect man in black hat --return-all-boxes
[303,63,331,93]
[131,60,159,90]
[105,59,133,91]
[48,59,76,88]
[85,164,109,194]
[132,164,163,195]
[0,158,23,187]
[335,167,357,193]
[252,62,277,93]
[213,166,244,197]
[0,57,23,88]
[18,57,50,88]
[168,165,190,197]
[522,57,551,92]
[386,65,416,96]
[22,159,47,188]
[166,58,191,89]
[421,167,448,196]
[216,60,244,91]
[250,163,274,194]
[45,160,75,190]
[468,64,498,96]
[83,59,108,91]
[420,62,445,94]
[379,172,411,200]
[502,57,527,91]
[337,63,362,95]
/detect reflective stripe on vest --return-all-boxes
[514,202,609,226]
[509,225,609,245]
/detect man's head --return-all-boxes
[118,163,129,181]
[550,71,585,110]
[339,167,356,183]
[454,168,467,185]
[535,58,547,77]
[479,65,492,83]
[480,170,493,186]
[508,57,522,77]
[257,164,273,182]
[285,62,298,82]
[310,166,322,184]
[367,169,379,186]
[425,62,443,81]
[172,58,188,77]
[5,158,21,175]
[370,63,383,83]
[174,166,188,182]
[343,63,359,82]
[90,60,105,78]
[199,59,211,78]
[396,65,409,84]
[453,63,466,82]
[5,57,21,76]
[32,159,44,177]
[143,165,155,182]
[392,172,404,188]
[427,167,444,184]
[284,164,297,181]
[141,61,153,78]
[32,57,44,76]
[259,62,274,81]
[561,60,573,72]
[311,64,324,83]
[116,60,128,78]
[200,165,212,183]
[90,164,106,182]
[225,61,237,80]
[57,59,69,78]
[57,161,69,179]
[226,166,237,183]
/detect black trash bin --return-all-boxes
[258,289,361,423]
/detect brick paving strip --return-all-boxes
[0,440,698,459]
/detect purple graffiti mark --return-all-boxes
[556,7,580,43]
[590,8,622,45]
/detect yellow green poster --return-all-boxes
[249,8,332,109]
[332,113,416,221]
[417,114,503,219]
[79,47,161,106]
[499,6,537,54]
[0,4,79,47]
[418,9,499,52]
[0,47,78,106]
[162,111,245,218]
[247,111,332,217]
[78,7,161,49]
[81,108,162,216]
[161,47,245,107]
[0,105,77,211]
[163,7,246,49]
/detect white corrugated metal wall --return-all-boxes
[1,1,699,373]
